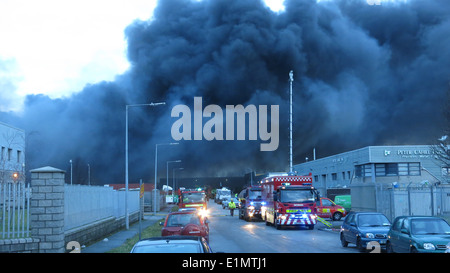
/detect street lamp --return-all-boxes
[154,142,179,215]
[125,102,165,229]
[173,167,184,192]
[289,70,294,175]
[167,160,181,192]
[69,159,73,185]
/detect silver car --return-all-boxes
[130,236,213,253]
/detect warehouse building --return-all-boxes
[293,145,450,213]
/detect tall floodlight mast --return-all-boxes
[289,70,294,175]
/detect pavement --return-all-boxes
[82,205,175,253]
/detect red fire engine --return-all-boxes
[260,175,319,230]
[178,188,207,210]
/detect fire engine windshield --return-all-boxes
[182,192,205,203]
[280,189,315,203]
[248,189,262,200]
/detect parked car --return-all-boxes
[130,236,213,253]
[340,211,391,252]
[316,197,347,221]
[386,216,450,253]
[160,211,210,242]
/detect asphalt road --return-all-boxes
[207,200,359,253]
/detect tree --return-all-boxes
[431,87,450,181]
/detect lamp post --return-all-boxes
[69,159,73,185]
[173,167,184,192]
[154,142,179,215]
[125,102,165,229]
[167,160,181,192]
[289,70,294,175]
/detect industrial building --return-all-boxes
[0,121,26,183]
[293,145,450,215]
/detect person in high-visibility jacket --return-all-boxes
[228,199,236,216]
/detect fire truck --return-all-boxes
[238,185,264,221]
[178,188,207,210]
[260,175,319,230]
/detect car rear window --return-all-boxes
[132,243,201,253]
[167,214,201,227]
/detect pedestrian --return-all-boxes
[228,198,236,216]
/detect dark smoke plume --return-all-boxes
[1,0,449,185]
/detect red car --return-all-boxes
[316,197,347,221]
[160,211,210,242]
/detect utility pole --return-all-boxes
[289,70,294,174]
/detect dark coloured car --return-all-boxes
[387,216,450,253]
[130,236,213,253]
[160,211,210,242]
[340,211,391,252]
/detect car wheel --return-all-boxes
[410,247,419,253]
[386,241,394,253]
[332,212,343,221]
[340,233,348,247]
[356,237,365,252]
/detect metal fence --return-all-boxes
[375,183,450,221]
[1,182,31,239]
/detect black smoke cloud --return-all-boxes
[1,0,449,185]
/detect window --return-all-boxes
[364,165,372,177]
[342,172,346,180]
[375,164,386,176]
[375,163,420,176]
[332,173,337,180]
[409,163,420,176]
[322,199,333,206]
[17,150,21,163]
[355,165,362,177]
[355,164,373,178]
[0,146,4,160]
[314,175,319,183]
[7,148,12,161]
[386,163,398,176]
[398,163,408,176]
[392,217,404,232]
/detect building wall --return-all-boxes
[0,121,25,183]
[294,146,447,191]
[293,145,449,212]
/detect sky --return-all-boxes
[0,0,286,112]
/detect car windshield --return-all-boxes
[132,243,201,253]
[249,190,262,200]
[357,214,390,227]
[411,218,450,235]
[280,189,315,203]
[182,192,205,203]
[167,214,201,227]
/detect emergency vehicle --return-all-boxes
[178,188,207,211]
[238,186,264,221]
[316,197,347,221]
[260,175,319,230]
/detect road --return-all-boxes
[206,200,359,253]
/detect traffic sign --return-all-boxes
[140,184,145,199]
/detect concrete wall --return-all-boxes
[0,166,141,253]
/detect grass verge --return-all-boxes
[107,205,179,253]
[107,218,166,253]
